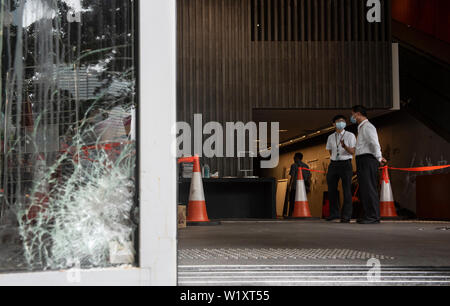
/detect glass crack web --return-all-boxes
[17,137,137,270]
[0,0,138,271]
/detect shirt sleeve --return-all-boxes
[366,125,383,161]
[347,133,357,149]
[289,164,296,176]
[326,135,332,151]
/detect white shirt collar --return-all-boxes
[358,119,369,130]
[336,129,346,135]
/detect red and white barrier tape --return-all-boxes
[381,165,450,183]
[299,165,450,184]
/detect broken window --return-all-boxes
[0,0,138,272]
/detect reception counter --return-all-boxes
[178,178,277,219]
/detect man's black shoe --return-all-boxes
[357,219,380,224]
[340,219,351,224]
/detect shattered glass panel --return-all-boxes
[0,0,138,271]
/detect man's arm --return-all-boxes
[303,165,312,182]
[341,134,356,155]
[326,136,333,158]
[289,172,296,187]
[366,125,386,164]
[302,166,312,193]
[288,165,296,188]
[341,141,356,155]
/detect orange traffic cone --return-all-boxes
[380,167,398,219]
[178,155,220,226]
[291,167,313,219]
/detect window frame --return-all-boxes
[0,0,177,286]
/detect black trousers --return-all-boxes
[356,154,380,222]
[326,160,353,220]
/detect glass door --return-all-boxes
[0,0,138,272]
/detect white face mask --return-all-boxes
[336,122,346,130]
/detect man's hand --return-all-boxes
[380,157,387,166]
[341,140,356,155]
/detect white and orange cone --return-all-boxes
[178,155,210,223]
[291,167,313,219]
[380,167,398,219]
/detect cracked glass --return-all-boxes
[0,0,138,272]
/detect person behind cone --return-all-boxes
[351,105,387,224]
[326,115,357,223]
[286,153,311,217]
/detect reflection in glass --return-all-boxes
[0,0,137,271]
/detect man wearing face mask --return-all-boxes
[351,105,387,224]
[325,115,357,223]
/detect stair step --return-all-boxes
[178,265,450,286]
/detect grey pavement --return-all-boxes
[178,220,450,267]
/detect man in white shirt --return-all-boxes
[351,105,387,224]
[326,115,357,223]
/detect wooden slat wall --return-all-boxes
[177,0,393,176]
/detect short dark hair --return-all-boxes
[352,105,368,117]
[332,115,347,123]
[294,153,303,161]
